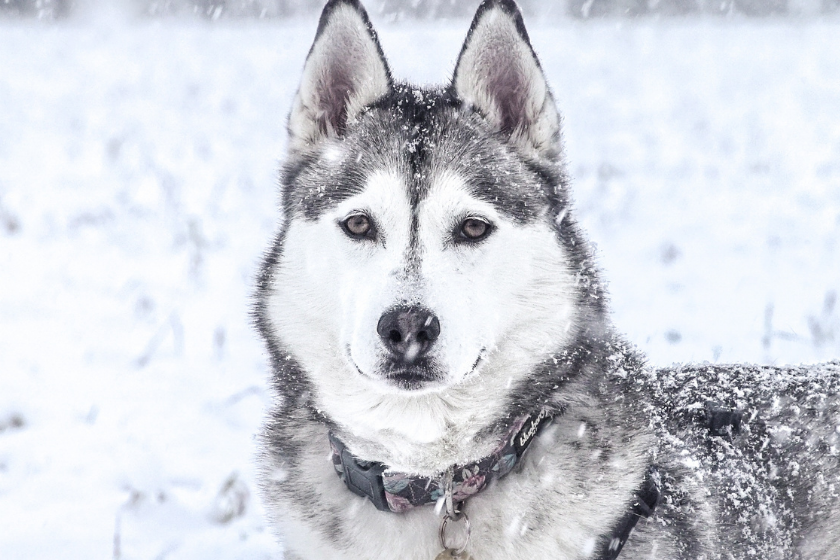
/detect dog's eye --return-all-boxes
[341,213,374,240]
[458,217,492,242]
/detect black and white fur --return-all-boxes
[254,1,840,558]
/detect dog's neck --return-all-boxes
[321,369,588,477]
[325,395,518,476]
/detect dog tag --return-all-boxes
[434,550,474,560]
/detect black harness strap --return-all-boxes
[597,401,741,558]
[595,466,662,560]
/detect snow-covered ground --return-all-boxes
[1,14,838,559]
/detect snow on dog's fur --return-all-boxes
[254,1,840,558]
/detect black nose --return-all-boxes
[377,306,440,363]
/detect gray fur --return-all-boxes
[254,1,840,558]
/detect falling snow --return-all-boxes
[1,12,839,560]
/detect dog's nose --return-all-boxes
[377,306,440,363]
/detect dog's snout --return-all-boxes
[377,307,440,363]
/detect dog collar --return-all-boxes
[328,409,554,513]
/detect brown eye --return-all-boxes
[459,217,491,242]
[342,213,374,239]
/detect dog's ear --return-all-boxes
[452,0,560,157]
[288,0,392,150]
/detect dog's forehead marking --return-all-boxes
[345,167,499,241]
[329,166,509,286]
[284,85,560,225]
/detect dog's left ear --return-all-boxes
[452,0,560,158]
[288,0,392,151]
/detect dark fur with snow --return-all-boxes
[254,1,840,558]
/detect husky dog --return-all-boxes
[254,0,840,558]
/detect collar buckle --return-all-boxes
[328,432,390,511]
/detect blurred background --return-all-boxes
[4,0,840,19]
[1,1,839,558]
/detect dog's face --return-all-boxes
[262,0,585,436]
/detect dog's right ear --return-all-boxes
[288,0,392,151]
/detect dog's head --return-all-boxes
[258,0,603,438]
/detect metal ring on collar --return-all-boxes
[439,511,471,555]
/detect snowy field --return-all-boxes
[1,13,839,559]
